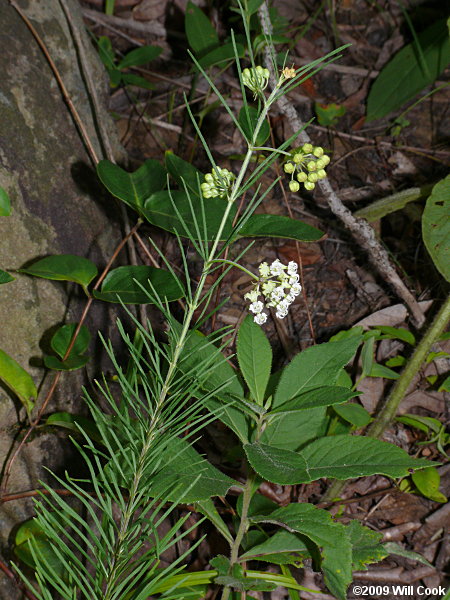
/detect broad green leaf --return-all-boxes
[117,45,162,69]
[238,214,324,243]
[196,499,233,544]
[332,403,372,427]
[19,255,97,290]
[0,269,14,284]
[0,186,11,216]
[43,355,89,371]
[315,102,346,126]
[165,151,203,197]
[366,19,450,121]
[271,386,359,414]
[185,1,219,55]
[50,323,90,359]
[244,436,436,484]
[422,175,450,282]
[346,520,387,570]
[120,73,155,90]
[176,327,249,442]
[46,412,101,443]
[259,407,327,451]
[383,542,433,568]
[361,336,375,377]
[93,265,184,304]
[14,519,65,577]
[247,0,264,15]
[144,190,236,241]
[412,466,447,503]
[237,316,272,405]
[369,363,400,379]
[199,42,245,68]
[241,529,310,562]
[354,185,432,222]
[374,326,416,345]
[238,106,270,146]
[211,556,276,592]
[0,349,37,415]
[274,337,362,408]
[97,159,166,213]
[251,504,352,600]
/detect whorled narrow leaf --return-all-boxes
[19,255,97,290]
[0,349,37,415]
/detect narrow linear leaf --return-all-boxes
[0,349,37,415]
[97,159,166,213]
[237,316,272,405]
[238,214,324,243]
[19,255,97,289]
[93,265,184,304]
[422,175,450,282]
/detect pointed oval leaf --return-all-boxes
[0,186,11,216]
[346,520,387,571]
[0,349,37,414]
[0,269,14,284]
[185,1,219,55]
[244,436,437,485]
[46,411,101,443]
[199,42,245,68]
[143,190,236,241]
[44,354,89,371]
[422,175,450,282]
[367,19,450,121]
[260,407,327,451]
[238,214,324,242]
[93,265,184,304]
[274,337,362,408]
[97,159,166,212]
[238,106,270,146]
[272,386,360,413]
[251,504,352,600]
[165,151,203,197]
[50,323,91,359]
[19,255,97,288]
[237,316,272,405]
[333,402,371,427]
[117,45,162,69]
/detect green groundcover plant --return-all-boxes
[1,2,449,599]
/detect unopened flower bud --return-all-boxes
[302,143,313,154]
[284,162,295,174]
[313,146,324,157]
[307,160,317,172]
[296,171,308,182]
[321,155,330,166]
[304,181,315,191]
[317,169,327,179]
[289,180,300,192]
[293,153,304,164]
[307,173,318,183]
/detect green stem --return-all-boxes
[323,295,450,503]
[209,259,259,281]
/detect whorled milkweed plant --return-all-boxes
[11,3,442,600]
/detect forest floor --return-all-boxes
[78,0,450,598]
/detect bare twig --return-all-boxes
[81,7,165,37]
[258,1,426,328]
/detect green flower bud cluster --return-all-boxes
[242,66,270,96]
[200,167,235,199]
[283,143,330,191]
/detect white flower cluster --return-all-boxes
[242,66,270,96]
[200,167,235,199]
[245,260,302,325]
[284,143,330,192]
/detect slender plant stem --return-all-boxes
[322,295,450,503]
